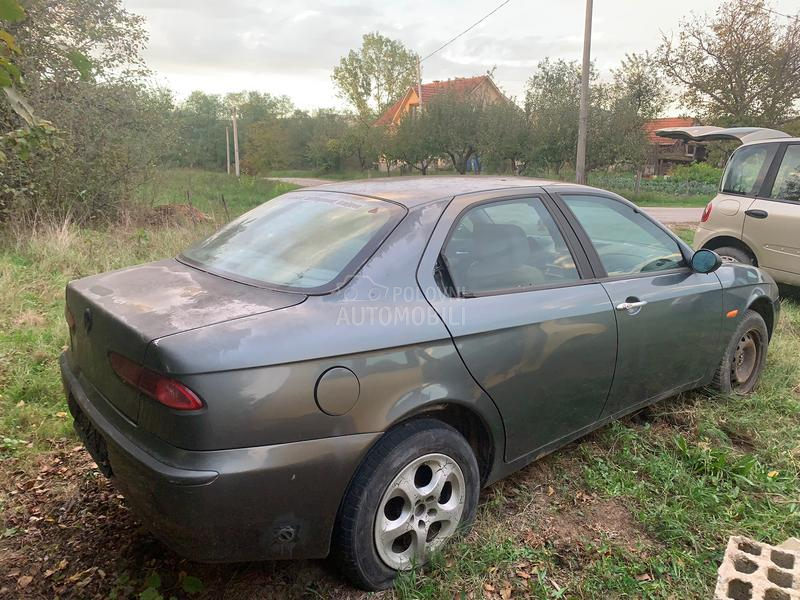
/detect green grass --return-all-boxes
[612,190,711,208]
[137,168,298,217]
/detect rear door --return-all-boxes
[418,189,617,462]
[553,190,723,418]
[743,143,800,277]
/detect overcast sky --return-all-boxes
[124,0,800,111]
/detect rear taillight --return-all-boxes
[109,352,204,411]
[701,201,713,223]
[65,306,76,332]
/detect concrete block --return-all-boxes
[780,539,800,553]
[714,536,800,600]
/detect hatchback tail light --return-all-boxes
[701,202,713,223]
[109,352,204,411]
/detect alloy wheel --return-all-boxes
[374,453,465,570]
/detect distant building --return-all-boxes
[643,117,707,176]
[374,75,506,127]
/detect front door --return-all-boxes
[419,191,617,462]
[744,143,800,277]
[557,193,723,417]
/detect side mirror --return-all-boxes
[691,249,722,274]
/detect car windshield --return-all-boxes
[181,192,403,292]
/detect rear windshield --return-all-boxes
[181,192,404,293]
[720,144,777,195]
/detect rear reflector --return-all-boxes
[701,202,713,223]
[109,352,204,411]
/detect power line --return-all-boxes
[742,0,799,22]
[421,0,514,63]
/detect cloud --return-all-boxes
[123,0,757,109]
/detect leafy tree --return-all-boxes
[479,101,531,173]
[1,0,174,223]
[332,32,418,121]
[391,111,437,175]
[523,58,585,174]
[658,0,800,126]
[304,110,349,172]
[610,52,668,121]
[5,0,145,86]
[241,118,290,173]
[171,91,227,169]
[424,92,484,174]
[340,121,381,171]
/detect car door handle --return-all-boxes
[615,300,648,312]
[745,209,768,219]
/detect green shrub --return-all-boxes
[670,162,723,185]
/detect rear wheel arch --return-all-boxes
[702,236,758,264]
[402,403,495,486]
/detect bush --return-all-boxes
[670,162,723,185]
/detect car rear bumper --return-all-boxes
[59,352,379,562]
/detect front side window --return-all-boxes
[562,195,686,277]
[441,197,579,296]
[181,192,403,291]
[721,144,776,195]
[770,144,800,202]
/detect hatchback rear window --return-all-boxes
[720,144,776,195]
[181,192,404,293]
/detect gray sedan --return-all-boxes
[60,177,779,590]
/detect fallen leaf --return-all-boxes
[636,573,652,582]
[17,576,32,589]
[768,470,779,478]
[515,570,530,580]
[500,582,512,599]
[483,583,496,592]
[547,485,554,496]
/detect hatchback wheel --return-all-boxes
[334,419,479,591]
[714,246,755,265]
[712,309,769,394]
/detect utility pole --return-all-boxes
[417,56,423,111]
[225,126,231,175]
[231,108,240,177]
[575,0,593,185]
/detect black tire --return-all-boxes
[711,309,769,394]
[715,246,755,265]
[333,418,480,591]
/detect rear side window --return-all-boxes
[770,144,800,202]
[721,144,776,195]
[181,192,403,292]
[441,197,579,296]
[562,195,686,277]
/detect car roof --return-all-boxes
[289,176,601,208]
[741,136,800,148]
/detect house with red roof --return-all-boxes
[643,117,706,176]
[375,75,506,127]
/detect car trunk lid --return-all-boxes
[653,126,790,144]
[65,258,306,423]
